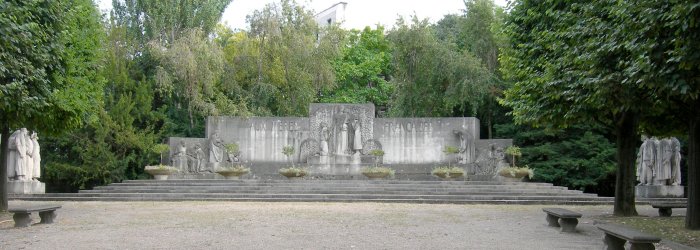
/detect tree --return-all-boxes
[500,0,666,216]
[0,0,105,210]
[321,26,394,115]
[151,28,225,129]
[388,16,491,117]
[615,0,700,228]
[244,0,341,116]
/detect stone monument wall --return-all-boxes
[205,116,310,163]
[374,118,479,164]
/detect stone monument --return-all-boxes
[167,103,511,180]
[635,136,684,198]
[6,128,45,194]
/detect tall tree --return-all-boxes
[0,0,105,210]
[617,0,700,228]
[500,0,674,216]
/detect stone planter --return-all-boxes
[362,171,390,180]
[215,168,249,180]
[279,168,307,179]
[144,166,178,180]
[434,172,464,180]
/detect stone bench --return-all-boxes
[650,201,686,217]
[8,205,62,227]
[597,224,660,250]
[542,207,582,232]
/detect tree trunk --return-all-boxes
[613,111,639,216]
[0,125,9,211]
[687,112,700,229]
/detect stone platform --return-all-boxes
[7,180,45,194]
[635,185,685,198]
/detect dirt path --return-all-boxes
[0,201,682,249]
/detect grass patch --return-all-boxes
[595,215,700,248]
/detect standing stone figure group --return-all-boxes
[636,137,682,186]
[6,128,41,181]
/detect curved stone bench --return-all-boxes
[8,205,62,227]
[542,207,582,232]
[597,224,660,250]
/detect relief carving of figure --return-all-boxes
[338,122,349,155]
[172,141,189,172]
[320,123,330,156]
[454,130,474,164]
[193,143,205,173]
[351,119,362,155]
[24,129,35,180]
[209,131,224,163]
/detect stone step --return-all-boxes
[119,179,556,186]
[22,192,609,201]
[9,195,615,205]
[102,183,567,190]
[79,189,589,196]
[92,184,572,192]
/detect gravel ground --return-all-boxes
[0,201,686,250]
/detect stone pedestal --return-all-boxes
[7,180,45,194]
[635,185,684,198]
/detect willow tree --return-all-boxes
[245,0,341,116]
[388,16,492,117]
[151,29,225,129]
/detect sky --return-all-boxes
[97,0,508,31]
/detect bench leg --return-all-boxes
[545,214,560,227]
[39,210,57,224]
[559,218,578,233]
[13,212,32,227]
[603,234,626,250]
[629,242,655,250]
[658,208,672,217]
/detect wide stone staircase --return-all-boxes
[9,179,659,205]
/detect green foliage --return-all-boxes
[321,26,394,110]
[151,144,170,155]
[442,146,460,155]
[282,145,295,156]
[496,123,616,192]
[431,166,465,178]
[387,16,492,117]
[225,143,239,154]
[369,149,385,157]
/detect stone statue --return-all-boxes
[7,128,34,181]
[637,138,654,185]
[172,140,189,172]
[671,137,681,185]
[351,119,362,155]
[636,136,682,186]
[320,123,329,156]
[193,143,205,173]
[25,130,35,180]
[30,132,41,181]
[7,129,26,180]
